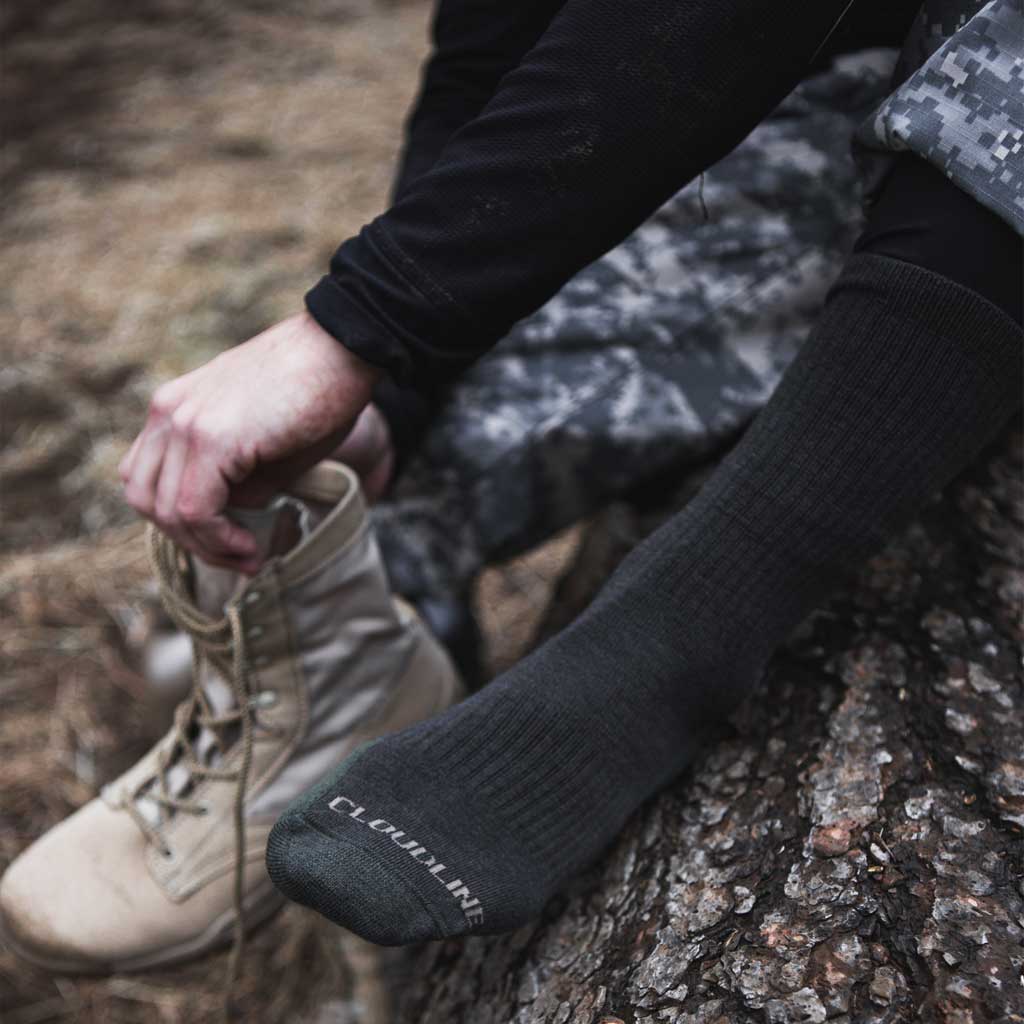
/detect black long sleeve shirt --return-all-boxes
[307,0,919,392]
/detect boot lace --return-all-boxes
[130,525,265,1013]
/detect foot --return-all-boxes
[266,583,760,945]
[0,462,462,972]
[268,252,1024,947]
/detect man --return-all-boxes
[2,0,1020,972]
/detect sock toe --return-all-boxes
[266,815,446,946]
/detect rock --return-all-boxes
[810,824,853,857]
[869,966,900,1005]
[398,427,1024,1024]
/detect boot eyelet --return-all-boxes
[253,691,278,709]
[197,803,212,816]
[245,592,262,605]
[160,847,174,860]
[253,655,270,668]
[248,626,265,639]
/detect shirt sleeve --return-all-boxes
[392,0,567,201]
[307,0,913,388]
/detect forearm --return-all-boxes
[310,0,919,388]
[375,0,567,461]
[392,0,566,200]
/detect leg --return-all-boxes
[373,49,897,666]
[267,158,1022,943]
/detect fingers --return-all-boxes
[120,380,181,513]
[177,443,259,570]
[117,431,144,482]
[189,515,261,575]
[122,386,259,571]
[121,418,169,519]
[153,429,188,525]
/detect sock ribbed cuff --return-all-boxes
[831,254,1023,398]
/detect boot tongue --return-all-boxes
[192,498,308,617]
[188,501,303,742]
[135,496,328,828]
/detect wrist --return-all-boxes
[304,267,418,388]
[332,323,385,389]
[296,309,384,396]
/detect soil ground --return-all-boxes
[0,3,575,1020]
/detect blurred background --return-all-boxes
[0,2,581,1019]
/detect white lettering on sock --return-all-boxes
[325,792,485,927]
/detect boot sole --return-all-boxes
[0,882,286,976]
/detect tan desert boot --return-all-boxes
[0,461,463,973]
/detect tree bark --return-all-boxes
[397,425,1024,1024]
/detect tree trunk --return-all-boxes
[396,425,1024,1024]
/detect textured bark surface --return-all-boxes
[397,425,1024,1024]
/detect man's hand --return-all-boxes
[120,312,381,573]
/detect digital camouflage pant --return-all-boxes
[373,0,1024,650]
[857,0,1024,233]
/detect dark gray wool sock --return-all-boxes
[266,254,1022,944]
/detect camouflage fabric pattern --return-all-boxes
[856,0,1024,234]
[371,50,900,616]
